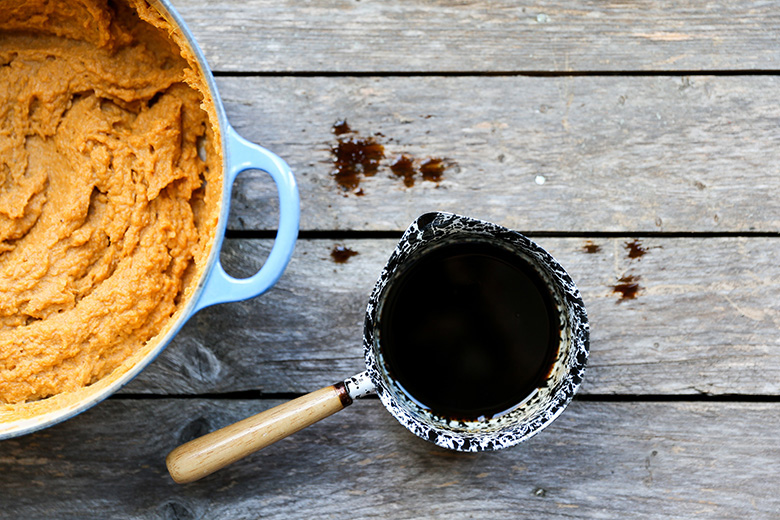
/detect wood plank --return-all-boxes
[1,399,777,518]
[174,0,780,72]
[216,75,780,232]
[124,236,780,396]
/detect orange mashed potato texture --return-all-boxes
[0,0,221,404]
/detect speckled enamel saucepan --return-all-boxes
[0,0,299,440]
[167,213,589,484]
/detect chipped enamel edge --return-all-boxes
[363,212,590,452]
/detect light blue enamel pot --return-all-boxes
[0,0,300,440]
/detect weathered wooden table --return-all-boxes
[4,1,780,518]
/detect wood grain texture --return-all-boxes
[217,75,780,232]
[1,398,778,519]
[173,0,780,72]
[123,236,780,396]
[4,1,777,516]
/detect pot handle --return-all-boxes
[166,372,375,483]
[167,382,352,484]
[193,125,300,312]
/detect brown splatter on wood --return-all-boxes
[332,119,352,135]
[583,241,601,254]
[331,245,359,263]
[331,136,385,191]
[625,240,647,259]
[329,122,450,193]
[390,154,416,187]
[419,157,446,182]
[612,274,642,302]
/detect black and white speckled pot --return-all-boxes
[352,212,589,452]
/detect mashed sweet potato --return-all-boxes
[0,0,221,404]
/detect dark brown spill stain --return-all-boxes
[583,241,601,254]
[419,157,446,182]
[390,154,416,187]
[612,274,642,302]
[329,122,452,194]
[332,119,352,135]
[331,245,359,263]
[625,239,647,259]
[331,136,385,191]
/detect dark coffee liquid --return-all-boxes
[379,241,560,421]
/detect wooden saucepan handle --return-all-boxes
[166,383,353,484]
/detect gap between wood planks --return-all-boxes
[110,392,780,402]
[212,70,780,77]
[226,230,780,240]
